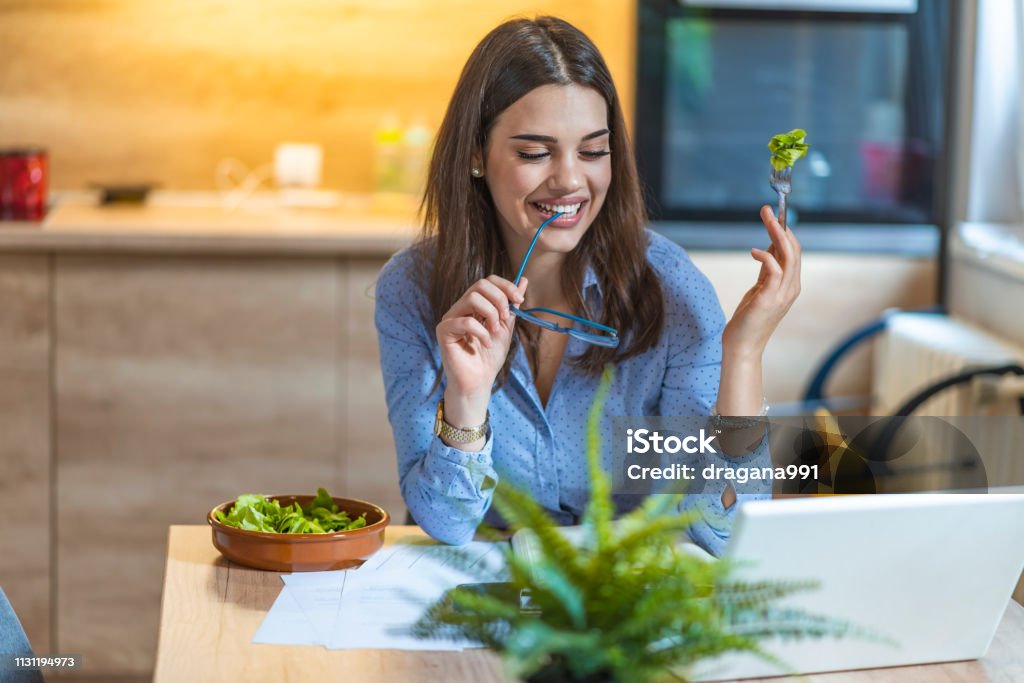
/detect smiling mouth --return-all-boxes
[532,200,586,217]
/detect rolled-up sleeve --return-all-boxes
[651,242,772,557]
[374,252,498,545]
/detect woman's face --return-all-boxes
[481,83,612,258]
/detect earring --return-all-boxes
[471,167,482,177]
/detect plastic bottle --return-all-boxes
[401,118,433,197]
[373,114,404,194]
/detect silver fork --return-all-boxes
[769,166,792,230]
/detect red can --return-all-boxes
[0,148,48,221]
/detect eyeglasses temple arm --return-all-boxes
[513,212,563,287]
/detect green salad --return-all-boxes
[768,128,810,171]
[215,487,367,534]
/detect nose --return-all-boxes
[547,153,581,193]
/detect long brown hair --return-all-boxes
[417,16,664,384]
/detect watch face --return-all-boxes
[434,399,445,436]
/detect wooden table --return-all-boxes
[154,525,1024,683]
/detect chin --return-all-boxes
[538,223,590,253]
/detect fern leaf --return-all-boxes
[492,485,588,586]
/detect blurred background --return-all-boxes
[1,1,1023,681]
[0,1,634,193]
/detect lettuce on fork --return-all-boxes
[769,129,810,171]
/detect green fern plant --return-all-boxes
[414,367,862,683]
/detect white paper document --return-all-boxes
[278,570,349,646]
[252,586,320,646]
[252,539,508,651]
[329,563,477,650]
[359,538,507,576]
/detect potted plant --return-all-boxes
[415,369,859,683]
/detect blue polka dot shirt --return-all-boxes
[374,230,771,556]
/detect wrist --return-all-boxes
[722,339,764,366]
[717,353,765,417]
[442,387,490,428]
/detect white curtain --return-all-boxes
[966,0,1022,223]
[1018,0,1024,216]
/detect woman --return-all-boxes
[375,16,800,554]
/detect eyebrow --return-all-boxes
[509,129,610,143]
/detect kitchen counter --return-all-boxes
[0,191,419,255]
[1,191,943,257]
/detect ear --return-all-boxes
[470,151,485,178]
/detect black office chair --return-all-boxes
[869,363,1024,459]
[794,307,1024,492]
[801,305,945,413]
[0,586,45,682]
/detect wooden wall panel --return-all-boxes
[54,254,338,676]
[339,259,404,522]
[0,254,51,653]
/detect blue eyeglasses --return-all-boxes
[511,213,620,348]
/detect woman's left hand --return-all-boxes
[722,205,802,358]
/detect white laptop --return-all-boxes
[689,493,1024,681]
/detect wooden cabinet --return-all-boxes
[0,254,52,654]
[0,251,403,680]
[53,254,341,673]
[339,260,402,518]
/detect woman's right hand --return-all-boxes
[436,275,527,428]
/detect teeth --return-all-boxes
[535,201,582,217]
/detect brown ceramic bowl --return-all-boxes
[208,494,390,572]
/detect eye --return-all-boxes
[517,150,550,160]
[580,149,610,159]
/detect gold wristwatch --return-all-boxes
[434,399,489,444]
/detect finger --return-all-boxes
[751,248,783,291]
[772,219,802,297]
[484,275,525,306]
[468,291,505,332]
[785,229,802,298]
[786,222,803,257]
[444,278,516,326]
[760,205,793,263]
[445,291,502,332]
[475,278,519,321]
[774,209,802,263]
[760,205,797,287]
[438,316,493,350]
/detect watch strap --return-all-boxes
[434,399,488,444]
